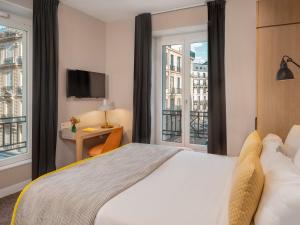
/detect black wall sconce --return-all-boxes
[276,55,300,80]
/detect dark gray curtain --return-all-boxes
[207,0,227,155]
[132,13,152,143]
[32,0,59,179]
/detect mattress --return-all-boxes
[95,150,237,225]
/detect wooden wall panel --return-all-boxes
[257,24,300,139]
[257,0,300,27]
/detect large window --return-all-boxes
[0,16,31,166]
[156,32,208,150]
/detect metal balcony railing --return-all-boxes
[162,110,208,145]
[0,31,22,42]
[0,116,27,153]
[170,88,182,94]
[170,65,176,71]
[0,86,23,97]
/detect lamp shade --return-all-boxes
[276,59,295,80]
[98,99,115,111]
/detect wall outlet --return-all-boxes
[61,122,71,129]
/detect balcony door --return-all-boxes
[156,32,208,151]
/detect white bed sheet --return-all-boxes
[95,150,237,225]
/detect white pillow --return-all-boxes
[294,149,300,170]
[255,152,300,225]
[284,125,300,158]
[261,134,283,171]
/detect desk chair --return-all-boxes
[88,127,123,157]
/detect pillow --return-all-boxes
[284,125,300,158]
[254,152,300,225]
[238,131,262,164]
[294,149,300,170]
[229,153,265,225]
[276,144,298,159]
[260,134,283,172]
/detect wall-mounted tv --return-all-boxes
[67,70,106,98]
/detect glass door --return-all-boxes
[187,42,208,149]
[156,32,208,150]
[161,44,184,144]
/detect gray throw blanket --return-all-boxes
[15,143,181,225]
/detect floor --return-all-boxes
[0,192,19,225]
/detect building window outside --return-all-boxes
[177,56,181,72]
[170,54,174,71]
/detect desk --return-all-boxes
[60,125,121,161]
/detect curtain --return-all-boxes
[32,0,59,179]
[207,0,227,155]
[132,13,152,143]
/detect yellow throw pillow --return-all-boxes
[238,131,262,164]
[229,153,265,225]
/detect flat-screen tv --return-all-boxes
[67,70,106,98]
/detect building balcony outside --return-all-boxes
[193,83,208,88]
[162,110,208,145]
[0,31,22,43]
[170,65,176,71]
[0,86,23,98]
[170,88,182,94]
[0,116,27,157]
[0,56,22,69]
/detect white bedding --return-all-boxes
[95,150,237,225]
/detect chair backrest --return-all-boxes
[102,127,123,154]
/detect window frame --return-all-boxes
[0,13,32,168]
[155,31,208,151]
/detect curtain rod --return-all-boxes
[151,0,214,15]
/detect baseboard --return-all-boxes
[0,179,31,198]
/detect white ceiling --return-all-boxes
[61,0,204,22]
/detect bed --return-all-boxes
[95,149,236,225]
[11,133,300,225]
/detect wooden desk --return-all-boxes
[60,125,121,161]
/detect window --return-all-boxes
[0,16,32,166]
[177,77,180,89]
[177,56,181,72]
[156,32,208,150]
[170,54,174,71]
[170,76,174,89]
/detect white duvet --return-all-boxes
[95,150,237,225]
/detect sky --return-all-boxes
[191,42,208,64]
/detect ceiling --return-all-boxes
[61,0,204,22]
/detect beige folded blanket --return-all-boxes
[14,143,181,225]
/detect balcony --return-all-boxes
[162,110,208,145]
[170,88,182,94]
[0,116,27,156]
[0,56,22,69]
[0,86,23,98]
[0,31,22,43]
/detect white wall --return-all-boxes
[105,19,135,144]
[56,4,106,168]
[225,0,257,156]
[106,1,257,156]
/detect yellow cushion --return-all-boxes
[229,153,265,225]
[238,131,262,164]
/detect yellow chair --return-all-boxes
[88,127,123,157]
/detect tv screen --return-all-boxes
[67,70,106,98]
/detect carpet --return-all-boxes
[0,193,19,225]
